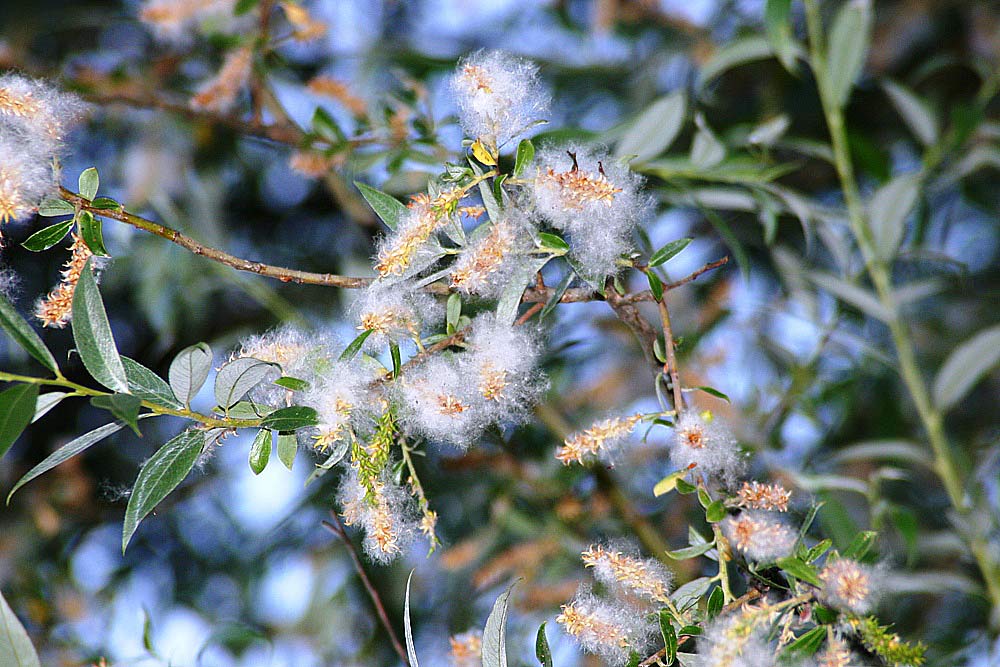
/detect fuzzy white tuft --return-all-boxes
[351,282,444,352]
[722,510,797,564]
[337,467,419,565]
[669,412,746,486]
[556,586,655,666]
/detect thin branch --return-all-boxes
[657,298,684,412]
[638,634,691,667]
[322,511,410,667]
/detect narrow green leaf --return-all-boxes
[707,586,724,619]
[390,343,401,378]
[78,211,110,257]
[78,167,99,200]
[355,182,407,230]
[446,292,462,331]
[0,384,38,460]
[248,429,271,475]
[496,258,548,326]
[537,231,570,254]
[404,571,420,667]
[340,329,373,361]
[806,539,833,563]
[262,406,319,431]
[842,530,879,560]
[535,622,553,667]
[616,92,687,163]
[90,393,142,436]
[122,357,182,409]
[514,139,535,178]
[0,292,58,373]
[784,626,827,657]
[646,270,664,301]
[215,357,278,409]
[700,36,777,85]
[690,115,725,169]
[312,107,346,143]
[482,582,517,667]
[649,238,693,267]
[37,198,74,217]
[775,556,823,586]
[274,376,310,392]
[807,271,891,322]
[539,271,574,321]
[666,542,714,560]
[276,432,297,470]
[659,611,677,665]
[32,392,68,423]
[826,0,873,107]
[7,421,128,503]
[883,80,938,146]
[932,325,1000,411]
[867,172,920,262]
[21,220,74,251]
[691,386,731,402]
[765,0,796,72]
[653,467,692,497]
[72,259,128,393]
[122,429,206,552]
[0,589,41,667]
[168,343,212,407]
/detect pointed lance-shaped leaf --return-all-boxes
[0,292,59,374]
[72,258,128,393]
[0,384,39,461]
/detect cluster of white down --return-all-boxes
[699,615,778,667]
[0,74,85,226]
[558,586,656,666]
[449,49,549,149]
[394,313,545,449]
[669,411,746,486]
[529,144,653,279]
[350,283,444,352]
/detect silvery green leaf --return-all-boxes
[616,91,686,163]
[168,343,212,407]
[123,357,182,409]
[0,293,58,373]
[215,357,279,409]
[826,0,872,107]
[807,271,891,322]
[883,80,938,146]
[31,392,69,423]
[0,589,41,667]
[867,172,920,262]
[78,167,99,200]
[690,115,725,169]
[933,325,1000,411]
[481,582,517,667]
[72,259,128,393]
[404,571,420,667]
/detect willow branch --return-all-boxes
[657,298,684,412]
[322,511,410,667]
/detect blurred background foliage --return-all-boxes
[0,0,998,665]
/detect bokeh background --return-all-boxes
[0,0,998,665]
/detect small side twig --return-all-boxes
[322,511,410,667]
[657,298,684,413]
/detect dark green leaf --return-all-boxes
[0,293,58,373]
[122,429,206,552]
[78,167,99,200]
[215,357,278,409]
[340,329,373,361]
[262,406,318,431]
[72,259,128,393]
[0,589,41,667]
[539,271,574,321]
[122,357,182,409]
[90,393,142,436]
[537,231,570,254]
[276,433,297,470]
[842,530,878,560]
[806,539,833,563]
[78,211,110,257]
[390,342,401,378]
[826,0,872,106]
[37,198,74,217]
[784,626,827,657]
[248,429,271,475]
[21,219,74,251]
[764,0,796,71]
[234,0,261,14]
[312,107,346,144]
[678,625,703,636]
[89,197,121,211]
[705,499,727,523]
[675,478,696,494]
[274,376,310,392]
[666,542,714,560]
[168,343,212,407]
[514,139,535,178]
[646,270,664,301]
[0,384,38,460]
[535,622,552,667]
[775,556,823,586]
[7,421,127,503]
[707,586,724,619]
[649,238,692,267]
[692,386,731,402]
[659,610,677,665]
[355,182,407,230]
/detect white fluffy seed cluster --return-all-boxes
[669,411,745,486]
[581,540,674,606]
[449,211,532,299]
[395,314,545,449]
[351,282,443,352]
[449,50,549,148]
[722,510,797,564]
[556,587,656,666]
[337,467,420,564]
[0,74,85,226]
[818,558,877,615]
[700,614,776,667]
[530,144,652,278]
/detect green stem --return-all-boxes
[0,371,261,429]
[712,523,735,604]
[803,0,1000,622]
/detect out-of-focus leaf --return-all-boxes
[883,81,938,146]
[0,293,58,373]
[482,582,517,667]
[867,172,920,261]
[21,220,74,251]
[826,0,872,107]
[690,115,725,169]
[0,384,38,460]
[831,440,933,468]
[168,343,212,408]
[765,0,796,71]
[933,325,1000,411]
[122,429,206,552]
[0,589,41,667]
[700,36,782,85]
[72,259,128,393]
[842,530,879,561]
[616,92,686,163]
[355,182,407,230]
[807,271,891,321]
